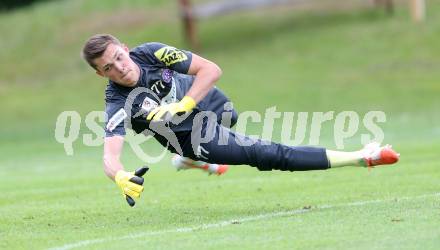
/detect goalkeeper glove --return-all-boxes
[146,96,196,121]
[115,167,149,207]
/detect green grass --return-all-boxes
[1,0,440,249]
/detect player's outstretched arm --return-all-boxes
[103,136,125,179]
[103,136,148,207]
[185,53,222,103]
[147,54,222,121]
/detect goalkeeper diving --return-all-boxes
[81,34,399,206]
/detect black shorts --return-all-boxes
[177,116,330,172]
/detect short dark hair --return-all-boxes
[82,34,121,70]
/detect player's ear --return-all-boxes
[96,70,104,77]
[122,44,129,53]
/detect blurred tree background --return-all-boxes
[0,0,438,146]
[1,1,439,248]
[0,0,51,10]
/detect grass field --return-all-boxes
[0,0,439,249]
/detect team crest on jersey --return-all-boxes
[162,69,173,83]
[154,46,188,66]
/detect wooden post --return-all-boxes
[411,0,426,22]
[374,0,394,15]
[384,0,394,14]
[179,0,200,51]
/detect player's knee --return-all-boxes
[253,145,286,171]
[251,144,329,172]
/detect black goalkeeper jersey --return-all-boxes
[104,42,233,139]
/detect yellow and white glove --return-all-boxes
[146,96,196,121]
[115,167,149,207]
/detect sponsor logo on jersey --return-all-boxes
[106,108,127,132]
[141,96,159,112]
[154,46,188,66]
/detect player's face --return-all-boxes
[94,43,140,86]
